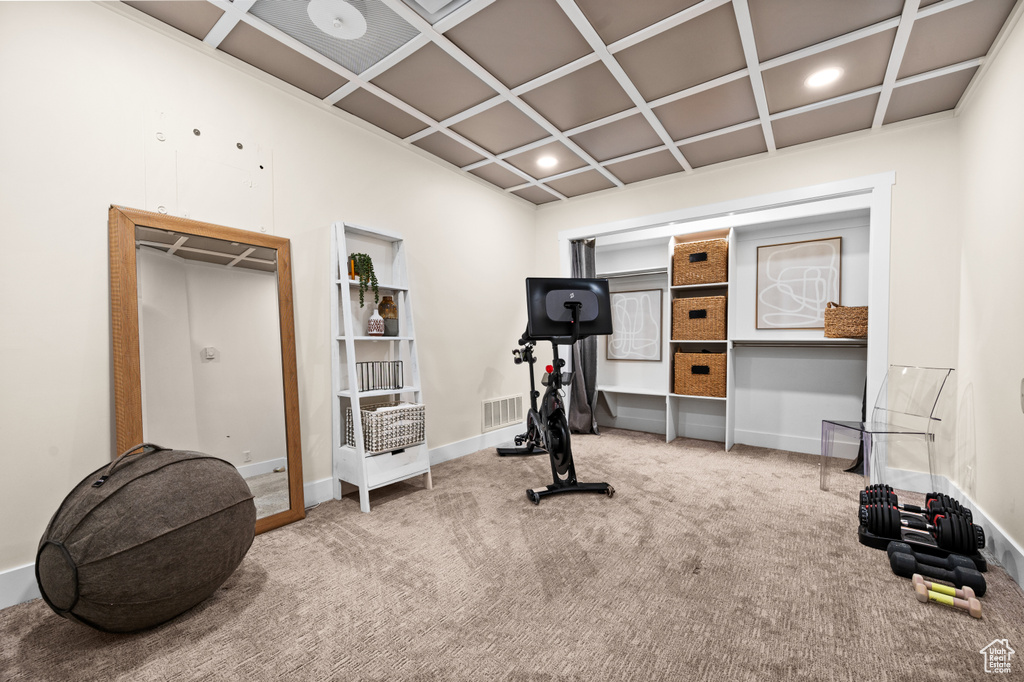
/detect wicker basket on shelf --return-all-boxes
[345,401,426,455]
[672,296,726,340]
[673,239,728,286]
[674,352,726,397]
[824,302,868,338]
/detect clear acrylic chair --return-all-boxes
[820,365,953,491]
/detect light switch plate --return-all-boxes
[1020,378,1024,414]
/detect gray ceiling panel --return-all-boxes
[654,77,759,141]
[772,95,880,149]
[122,0,1019,204]
[219,21,349,99]
[615,4,747,102]
[124,1,225,40]
[445,0,592,88]
[679,125,767,168]
[372,42,496,121]
[570,113,662,163]
[748,0,904,62]
[606,149,684,185]
[898,0,1017,79]
[884,67,979,125]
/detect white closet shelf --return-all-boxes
[337,335,414,342]
[338,386,421,398]
[669,393,728,401]
[731,338,866,347]
[335,278,409,291]
[598,386,668,397]
[596,266,668,278]
[670,282,727,291]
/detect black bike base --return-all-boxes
[496,445,546,457]
[527,481,614,504]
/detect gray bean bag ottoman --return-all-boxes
[36,443,256,632]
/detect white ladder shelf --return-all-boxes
[330,222,432,513]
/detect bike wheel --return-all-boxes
[547,413,572,476]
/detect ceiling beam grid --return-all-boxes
[206,5,541,192]
[376,0,626,189]
[204,0,256,48]
[555,0,695,172]
[872,0,921,129]
[731,0,776,153]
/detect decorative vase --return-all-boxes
[367,310,385,336]
[379,295,398,337]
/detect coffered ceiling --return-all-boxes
[122,0,1020,205]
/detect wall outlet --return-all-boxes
[243,450,251,462]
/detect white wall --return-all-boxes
[956,11,1024,569]
[0,2,535,574]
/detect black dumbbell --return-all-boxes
[860,489,972,523]
[886,541,982,573]
[863,485,960,510]
[889,549,987,597]
[860,504,985,555]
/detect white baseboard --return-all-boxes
[598,415,667,435]
[881,468,1024,584]
[950,484,1024,585]
[236,457,286,479]
[304,477,334,507]
[734,429,819,455]
[428,424,523,466]
[0,563,39,611]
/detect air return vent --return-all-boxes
[400,0,472,23]
[482,395,523,432]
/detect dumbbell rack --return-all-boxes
[857,525,987,572]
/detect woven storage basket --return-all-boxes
[672,296,726,340]
[824,302,868,338]
[346,401,426,455]
[674,352,727,397]
[673,239,728,286]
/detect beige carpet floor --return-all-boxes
[2,428,1022,681]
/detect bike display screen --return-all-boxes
[525,278,612,341]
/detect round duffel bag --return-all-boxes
[36,443,256,633]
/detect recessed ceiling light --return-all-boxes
[307,0,367,40]
[805,67,843,88]
[537,155,558,169]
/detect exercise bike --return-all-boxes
[496,338,546,456]
[518,278,615,505]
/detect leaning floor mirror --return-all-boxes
[109,206,304,533]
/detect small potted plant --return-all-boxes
[348,253,379,308]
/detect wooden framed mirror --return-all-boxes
[109,206,304,534]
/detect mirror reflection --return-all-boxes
[135,225,290,519]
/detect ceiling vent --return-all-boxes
[400,0,473,23]
[249,0,418,75]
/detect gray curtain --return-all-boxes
[568,239,599,434]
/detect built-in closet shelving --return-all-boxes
[595,210,870,455]
[331,222,431,513]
